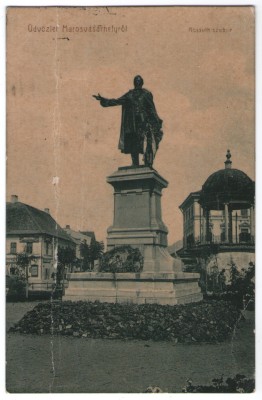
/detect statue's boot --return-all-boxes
[131,153,139,166]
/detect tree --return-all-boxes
[89,240,104,269]
[57,246,76,283]
[79,240,90,271]
[80,239,104,271]
[15,251,37,299]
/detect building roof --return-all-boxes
[80,231,96,241]
[199,151,254,210]
[200,169,254,204]
[64,227,92,245]
[179,191,201,211]
[6,201,74,243]
[167,240,183,256]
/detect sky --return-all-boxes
[6,6,255,245]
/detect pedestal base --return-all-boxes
[64,272,203,305]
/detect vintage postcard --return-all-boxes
[6,6,255,393]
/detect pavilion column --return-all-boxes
[183,213,186,248]
[250,205,255,242]
[224,203,229,243]
[205,209,210,242]
[199,205,203,244]
[202,208,206,243]
[229,208,233,243]
[234,212,238,244]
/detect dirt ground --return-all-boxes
[6,301,255,393]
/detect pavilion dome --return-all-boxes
[199,150,255,210]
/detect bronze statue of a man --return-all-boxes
[93,75,163,167]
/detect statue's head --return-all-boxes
[134,75,144,88]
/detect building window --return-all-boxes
[45,268,49,280]
[45,241,53,256]
[10,242,17,254]
[10,264,16,275]
[31,265,38,277]
[239,228,251,243]
[241,209,248,217]
[26,242,33,254]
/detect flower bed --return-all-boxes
[99,245,143,273]
[9,299,241,343]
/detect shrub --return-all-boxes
[228,263,255,308]
[6,275,26,300]
[182,374,254,393]
[202,262,255,310]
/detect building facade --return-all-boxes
[6,195,75,293]
[180,193,254,249]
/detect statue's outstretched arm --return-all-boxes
[92,93,127,107]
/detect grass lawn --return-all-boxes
[6,301,255,393]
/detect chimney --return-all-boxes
[65,225,70,229]
[44,208,50,214]
[11,195,18,203]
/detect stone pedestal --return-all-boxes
[65,166,203,305]
[106,166,182,273]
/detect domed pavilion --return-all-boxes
[177,151,255,272]
[199,150,255,245]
